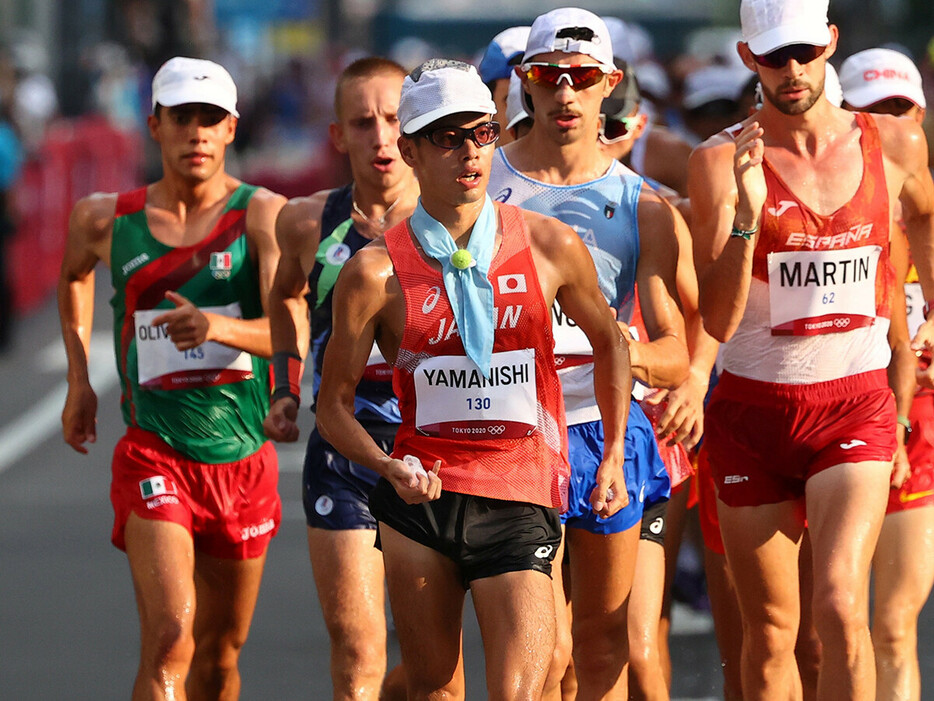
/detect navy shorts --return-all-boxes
[302,423,396,530]
[369,478,562,588]
[562,399,670,534]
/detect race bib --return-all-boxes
[135,303,254,390]
[768,245,881,336]
[552,298,593,369]
[362,343,393,382]
[414,349,537,439]
[906,282,925,339]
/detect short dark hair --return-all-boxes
[334,56,407,121]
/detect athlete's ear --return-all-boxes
[223,115,237,146]
[147,113,161,142]
[398,135,418,168]
[737,41,758,73]
[329,121,348,154]
[603,69,623,96]
[823,25,839,60]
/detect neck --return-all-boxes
[757,95,845,155]
[513,122,612,184]
[153,169,232,216]
[420,195,486,244]
[353,171,417,212]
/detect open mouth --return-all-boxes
[373,156,394,171]
[458,171,482,186]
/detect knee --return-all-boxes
[544,622,573,690]
[872,614,916,660]
[572,613,629,678]
[742,620,798,666]
[145,619,196,671]
[812,588,868,643]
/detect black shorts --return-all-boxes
[639,499,668,546]
[369,478,562,588]
[302,422,396,530]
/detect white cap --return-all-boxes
[839,48,925,109]
[399,59,496,135]
[740,0,831,56]
[151,57,239,117]
[479,26,531,84]
[505,72,530,130]
[602,17,635,64]
[524,8,614,67]
[683,65,750,110]
[823,62,843,107]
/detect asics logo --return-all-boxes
[768,200,797,217]
[840,439,867,450]
[422,286,441,314]
[649,517,664,535]
[535,545,554,559]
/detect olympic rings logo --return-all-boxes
[487,425,506,435]
[834,318,850,328]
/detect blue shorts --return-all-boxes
[302,423,396,530]
[562,400,670,534]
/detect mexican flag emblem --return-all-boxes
[139,476,174,500]
[210,251,233,280]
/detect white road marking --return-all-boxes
[0,336,118,473]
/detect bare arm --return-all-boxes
[689,121,766,342]
[58,194,115,453]
[887,228,914,487]
[533,214,632,517]
[152,188,287,358]
[315,247,440,503]
[631,190,690,389]
[263,194,327,442]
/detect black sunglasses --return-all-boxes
[753,44,825,69]
[416,121,501,150]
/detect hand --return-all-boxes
[650,370,708,450]
[733,121,767,228]
[891,443,911,489]
[62,382,98,454]
[152,291,210,351]
[590,459,629,518]
[387,456,442,504]
[263,397,300,442]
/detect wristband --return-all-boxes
[897,415,912,445]
[271,352,303,406]
[730,224,759,240]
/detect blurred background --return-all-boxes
[0,0,931,329]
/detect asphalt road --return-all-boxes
[2,275,930,700]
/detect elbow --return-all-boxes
[699,306,736,344]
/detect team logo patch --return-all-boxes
[498,274,527,295]
[325,242,352,266]
[139,476,176,500]
[315,495,334,516]
[210,251,233,280]
[422,286,442,314]
[604,203,616,219]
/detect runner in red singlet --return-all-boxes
[689,1,934,699]
[314,60,632,700]
[840,47,934,701]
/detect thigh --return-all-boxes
[805,462,891,603]
[191,550,268,649]
[307,527,386,635]
[717,498,805,629]
[472,569,556,697]
[379,522,466,689]
[567,522,640,632]
[629,539,665,648]
[872,506,934,620]
[124,513,197,634]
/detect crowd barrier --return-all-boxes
[9,117,143,312]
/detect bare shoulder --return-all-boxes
[519,206,580,258]
[337,237,394,293]
[69,191,118,243]
[871,112,929,173]
[246,185,288,227]
[275,190,332,251]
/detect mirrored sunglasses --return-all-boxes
[417,121,501,150]
[753,44,825,70]
[521,62,612,90]
[600,115,642,144]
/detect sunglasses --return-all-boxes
[416,121,501,150]
[520,62,612,90]
[600,115,642,144]
[753,44,826,69]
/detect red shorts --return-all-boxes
[638,396,695,491]
[111,427,281,559]
[888,391,934,514]
[705,370,896,508]
[695,446,724,555]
